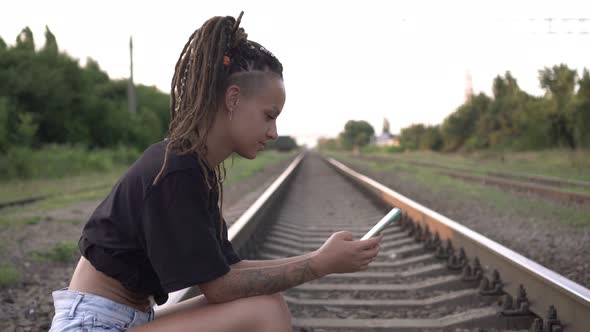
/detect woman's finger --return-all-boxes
[361,247,380,259]
[356,235,383,250]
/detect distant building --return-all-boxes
[373,118,400,147]
[374,132,400,147]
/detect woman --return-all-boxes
[49,12,382,332]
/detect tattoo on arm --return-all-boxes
[215,257,321,302]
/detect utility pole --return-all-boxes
[128,36,136,113]
[465,69,473,102]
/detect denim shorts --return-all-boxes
[49,288,155,331]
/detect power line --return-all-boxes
[394,17,590,35]
[543,18,589,34]
[128,36,136,114]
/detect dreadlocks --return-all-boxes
[152,12,283,235]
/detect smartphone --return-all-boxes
[360,208,401,240]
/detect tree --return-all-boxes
[400,124,426,150]
[421,125,443,151]
[382,118,390,135]
[396,65,588,152]
[440,93,490,151]
[42,26,58,55]
[266,136,298,151]
[13,112,38,147]
[16,27,35,51]
[575,69,590,147]
[539,64,578,149]
[0,26,171,151]
[0,97,10,152]
[399,124,442,151]
[317,137,340,151]
[484,72,528,149]
[339,120,374,151]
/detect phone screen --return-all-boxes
[360,208,401,240]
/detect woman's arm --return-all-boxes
[230,253,314,269]
[201,252,322,304]
[199,232,382,304]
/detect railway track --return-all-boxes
[0,184,112,210]
[438,171,590,204]
[156,152,590,331]
[359,155,590,204]
[361,155,590,190]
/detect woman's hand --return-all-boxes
[311,231,382,276]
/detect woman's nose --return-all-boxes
[267,123,278,140]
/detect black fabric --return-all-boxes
[79,140,241,305]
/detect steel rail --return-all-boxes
[326,157,590,332]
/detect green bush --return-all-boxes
[0,144,139,180]
[387,145,405,153]
[266,136,298,151]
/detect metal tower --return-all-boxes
[465,69,474,102]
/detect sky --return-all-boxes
[2,0,589,147]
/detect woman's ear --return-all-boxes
[225,84,241,113]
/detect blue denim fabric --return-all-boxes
[48,288,155,331]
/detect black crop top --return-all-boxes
[79,140,241,305]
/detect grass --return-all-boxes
[0,169,121,232]
[334,154,590,227]
[0,149,298,232]
[60,218,83,225]
[31,241,78,263]
[0,144,140,181]
[0,165,129,204]
[1,150,298,204]
[374,155,590,195]
[0,263,19,288]
[327,148,590,195]
[0,187,112,231]
[363,149,590,182]
[0,215,42,228]
[0,148,298,291]
[223,150,298,186]
[26,188,112,211]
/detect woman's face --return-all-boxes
[228,75,286,159]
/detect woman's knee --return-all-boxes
[248,293,292,329]
[272,292,291,316]
[255,292,290,316]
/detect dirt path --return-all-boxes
[0,156,294,332]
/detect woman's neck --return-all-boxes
[204,114,233,167]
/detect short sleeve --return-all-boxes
[140,170,230,292]
[221,218,241,265]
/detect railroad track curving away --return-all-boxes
[0,184,112,210]
[357,155,590,205]
[156,152,590,332]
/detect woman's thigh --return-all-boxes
[153,294,209,320]
[130,293,292,332]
